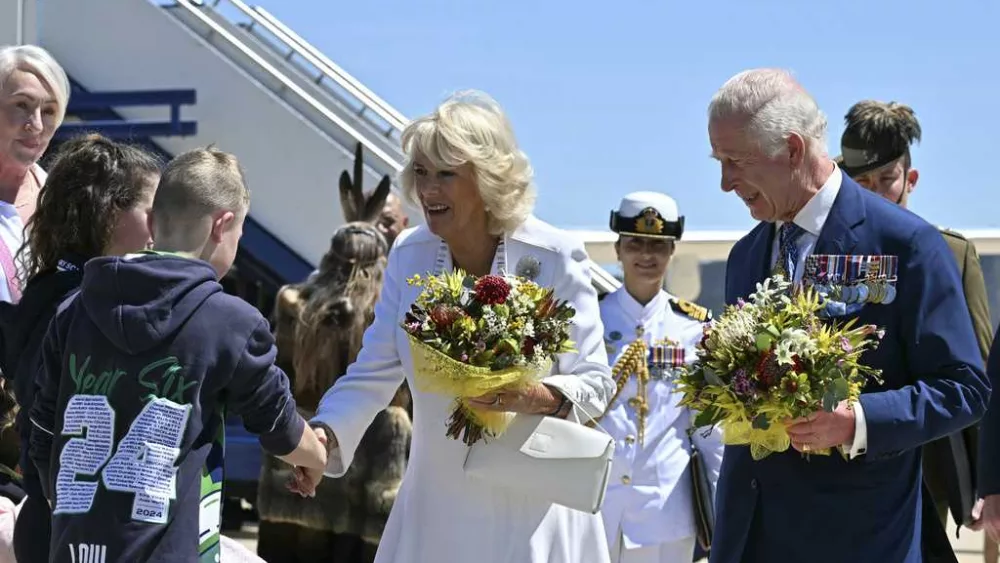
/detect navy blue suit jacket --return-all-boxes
[977,326,1000,495]
[710,174,990,563]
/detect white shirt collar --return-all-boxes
[617,287,668,324]
[777,164,842,236]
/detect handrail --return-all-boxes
[60,87,198,139]
[170,0,403,174]
[587,260,621,294]
[206,0,407,140]
[253,6,408,132]
[68,89,196,108]
[56,120,197,139]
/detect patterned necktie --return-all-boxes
[772,222,803,280]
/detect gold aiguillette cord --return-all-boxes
[588,327,651,446]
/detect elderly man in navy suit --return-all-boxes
[705,68,990,563]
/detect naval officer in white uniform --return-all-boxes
[597,192,725,563]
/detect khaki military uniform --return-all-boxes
[923,228,993,526]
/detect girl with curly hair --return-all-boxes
[0,133,161,563]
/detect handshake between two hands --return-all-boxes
[285,425,332,499]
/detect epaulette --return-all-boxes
[669,297,712,322]
[937,226,968,241]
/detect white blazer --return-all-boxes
[312,215,615,563]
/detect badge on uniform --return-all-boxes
[803,255,898,315]
[605,330,624,355]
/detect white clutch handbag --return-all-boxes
[463,411,614,514]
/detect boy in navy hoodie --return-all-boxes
[29,148,328,563]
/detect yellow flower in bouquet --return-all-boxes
[402,270,576,445]
[675,275,885,460]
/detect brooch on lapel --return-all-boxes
[515,255,541,281]
[804,255,898,310]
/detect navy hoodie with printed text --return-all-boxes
[0,256,85,502]
[29,253,304,563]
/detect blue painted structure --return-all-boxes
[58,88,197,139]
[53,78,314,284]
[49,78,316,500]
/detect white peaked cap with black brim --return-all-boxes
[609,191,684,240]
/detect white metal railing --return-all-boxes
[206,0,407,143]
[254,7,407,132]
[588,260,621,294]
[166,0,403,175]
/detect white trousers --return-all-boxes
[609,533,698,563]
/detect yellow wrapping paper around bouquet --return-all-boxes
[720,417,832,460]
[406,334,551,437]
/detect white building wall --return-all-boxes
[0,0,37,46]
[38,0,403,267]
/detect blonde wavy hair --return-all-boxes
[398,90,536,235]
[291,222,388,401]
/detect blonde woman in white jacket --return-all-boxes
[307,90,616,563]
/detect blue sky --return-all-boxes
[255,0,998,233]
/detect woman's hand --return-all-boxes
[466,383,569,417]
[286,426,335,498]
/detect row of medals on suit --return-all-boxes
[803,255,898,305]
[811,277,897,305]
[778,256,897,306]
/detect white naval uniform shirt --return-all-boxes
[598,287,724,550]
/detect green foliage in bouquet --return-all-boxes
[674,275,885,459]
[403,270,576,369]
[402,270,576,444]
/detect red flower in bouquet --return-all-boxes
[756,348,785,389]
[430,304,464,329]
[522,337,537,357]
[474,275,511,305]
[783,377,799,394]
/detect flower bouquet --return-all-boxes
[402,270,576,446]
[674,275,884,460]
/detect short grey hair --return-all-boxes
[399,90,536,236]
[708,68,828,157]
[0,45,71,126]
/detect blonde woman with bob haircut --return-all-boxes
[308,90,615,563]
